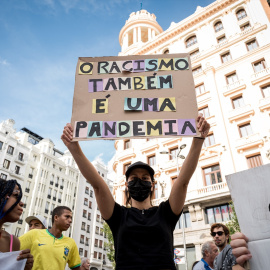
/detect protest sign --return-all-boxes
[71,54,199,141]
[0,251,26,270]
[226,164,270,270]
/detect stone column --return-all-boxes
[152,29,155,38]
[123,33,128,50]
[138,27,141,43]
[133,28,137,43]
[148,27,152,41]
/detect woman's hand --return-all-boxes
[196,113,210,138]
[231,232,252,266]
[17,249,34,270]
[61,123,78,150]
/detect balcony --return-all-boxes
[80,240,84,244]
[55,183,59,187]
[50,181,53,185]
[45,209,49,214]
[259,96,270,112]
[28,174,33,179]
[15,157,25,165]
[235,133,264,153]
[58,199,61,203]
[53,197,56,201]
[228,104,254,123]
[25,188,30,193]
[251,67,270,85]
[223,79,246,97]
[47,195,51,199]
[60,185,64,189]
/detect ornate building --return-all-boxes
[112,0,270,268]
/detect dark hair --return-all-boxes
[210,223,230,236]
[52,206,72,224]
[125,181,155,207]
[0,179,22,220]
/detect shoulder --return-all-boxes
[12,235,20,251]
[63,236,78,247]
[193,260,204,270]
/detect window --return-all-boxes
[81,222,86,230]
[84,198,88,206]
[240,22,250,31]
[214,21,223,32]
[79,248,83,256]
[221,52,232,63]
[83,210,87,218]
[3,159,10,169]
[0,173,7,180]
[80,235,84,244]
[226,72,238,84]
[261,84,270,98]
[84,250,88,257]
[190,50,200,58]
[147,155,156,166]
[88,213,91,221]
[192,66,202,75]
[99,240,103,248]
[87,225,90,233]
[169,147,178,160]
[232,96,245,109]
[246,39,258,51]
[85,187,89,195]
[253,59,266,73]
[206,204,232,224]
[195,84,205,95]
[163,49,169,54]
[97,214,100,222]
[236,9,247,20]
[239,123,253,137]
[89,201,92,208]
[94,251,98,259]
[247,154,263,168]
[15,166,20,175]
[0,141,3,150]
[198,106,210,118]
[15,227,21,237]
[123,162,131,174]
[203,164,222,186]
[18,152,24,161]
[186,35,197,48]
[90,190,93,197]
[95,238,98,247]
[203,134,216,148]
[124,139,131,149]
[7,145,14,155]
[175,212,191,229]
[217,35,226,43]
[98,253,102,260]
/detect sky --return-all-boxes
[0,0,215,165]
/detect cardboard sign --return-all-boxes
[71,54,199,140]
[226,164,270,270]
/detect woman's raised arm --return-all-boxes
[61,123,115,220]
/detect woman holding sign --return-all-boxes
[61,114,210,270]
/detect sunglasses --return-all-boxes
[211,231,224,237]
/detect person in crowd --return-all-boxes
[211,223,236,270]
[193,241,219,270]
[20,206,81,270]
[25,214,47,230]
[192,261,200,269]
[81,257,90,269]
[0,179,33,269]
[61,114,210,270]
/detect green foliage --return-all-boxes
[102,222,115,270]
[226,201,241,235]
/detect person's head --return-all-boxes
[210,223,230,249]
[52,206,72,231]
[201,241,219,265]
[124,161,155,206]
[81,257,90,269]
[25,215,47,230]
[0,179,23,224]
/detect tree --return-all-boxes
[226,201,240,235]
[102,222,115,270]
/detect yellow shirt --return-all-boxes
[19,229,81,270]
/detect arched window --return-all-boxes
[214,21,224,32]
[163,49,169,54]
[236,9,247,20]
[186,35,197,48]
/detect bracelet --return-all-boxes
[194,137,205,140]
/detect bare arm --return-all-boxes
[169,115,210,215]
[61,124,115,220]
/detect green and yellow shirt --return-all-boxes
[20,229,81,270]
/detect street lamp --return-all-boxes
[159,144,188,270]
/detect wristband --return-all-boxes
[194,137,205,140]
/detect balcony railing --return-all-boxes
[251,67,270,84]
[197,182,228,195]
[223,79,245,95]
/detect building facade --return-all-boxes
[113,0,270,268]
[0,119,113,270]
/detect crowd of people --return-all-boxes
[0,115,253,269]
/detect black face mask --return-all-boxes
[127,177,152,202]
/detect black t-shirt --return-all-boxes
[105,200,181,270]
